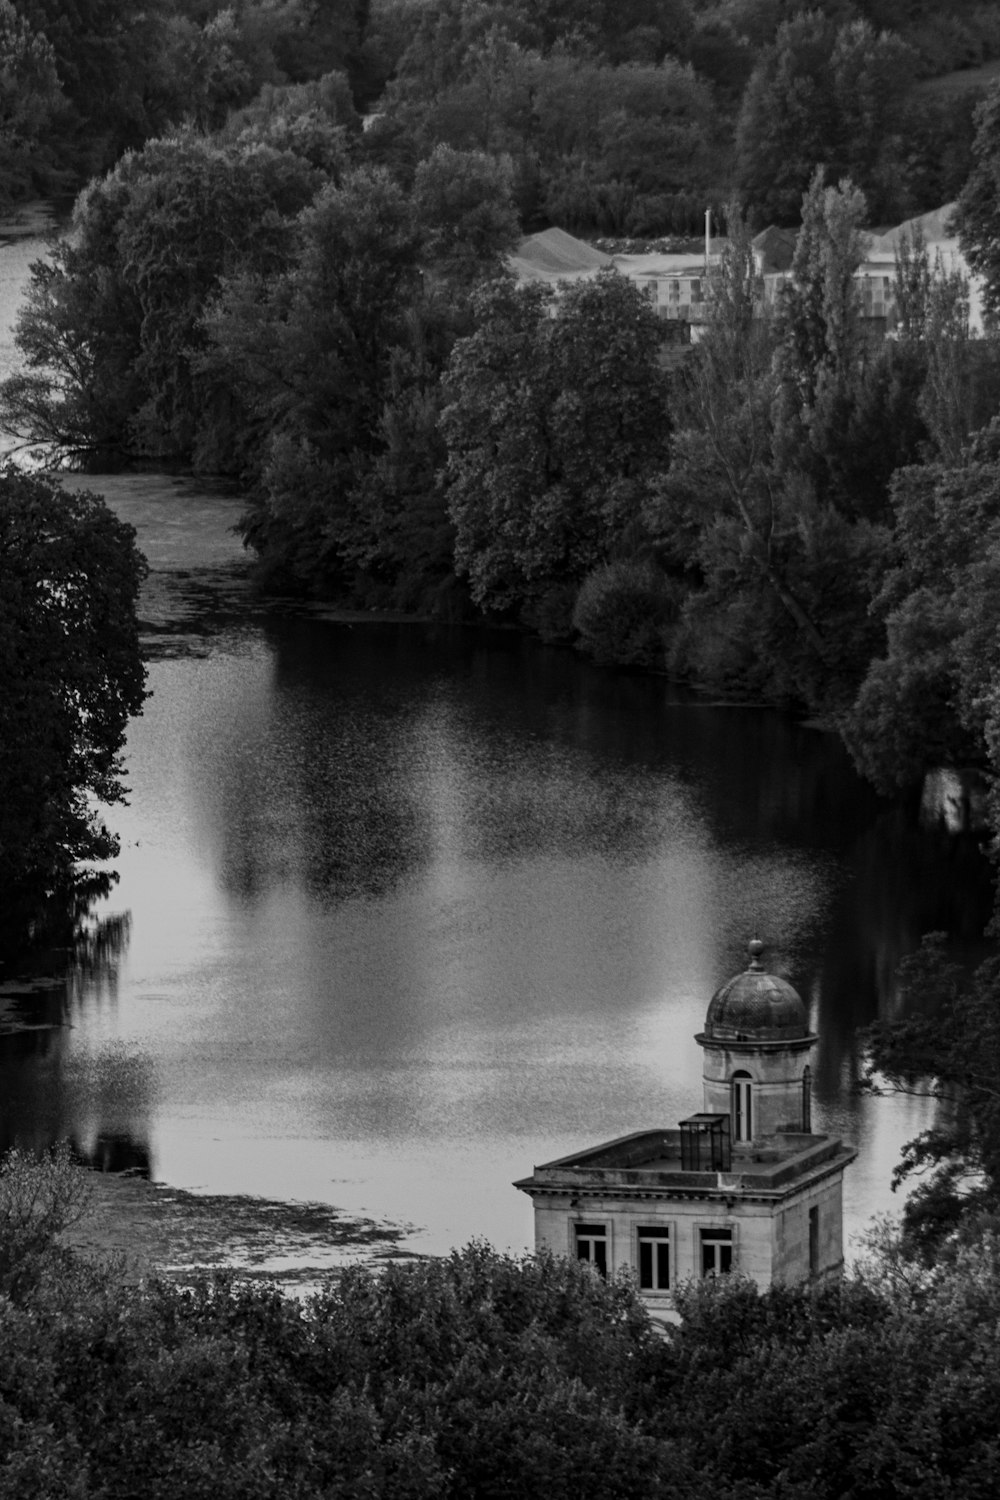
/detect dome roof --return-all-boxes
[703,939,809,1042]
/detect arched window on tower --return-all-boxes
[802,1065,812,1133]
[732,1071,753,1142]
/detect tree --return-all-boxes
[0,1143,92,1300]
[843,457,1000,794]
[0,1241,674,1497]
[955,79,1000,327]
[206,165,431,594]
[0,471,147,951]
[860,935,1000,1258]
[12,1214,1000,1495]
[572,560,679,668]
[441,269,671,631]
[768,169,925,521]
[535,54,717,235]
[219,71,362,160]
[665,205,812,643]
[413,143,520,287]
[0,0,64,199]
[369,15,719,237]
[0,129,327,467]
[16,0,180,172]
[662,198,880,710]
[736,13,915,225]
[174,6,262,133]
[772,169,869,505]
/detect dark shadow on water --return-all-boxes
[190,617,997,1085]
[0,905,148,1160]
[206,616,908,897]
[71,1132,152,1178]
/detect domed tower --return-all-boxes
[696,938,816,1142]
[516,933,855,1311]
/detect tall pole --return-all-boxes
[705,206,711,276]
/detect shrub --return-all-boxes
[0,1143,93,1300]
[572,561,678,668]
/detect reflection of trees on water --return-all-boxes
[175,617,995,1131]
[196,619,907,905]
[793,811,993,1105]
[67,911,131,1010]
[1,909,153,1173]
[197,637,429,905]
[72,1132,152,1177]
[2,908,131,1034]
[0,1028,156,1175]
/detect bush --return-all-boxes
[0,1143,93,1300]
[572,561,679,668]
[521,581,580,642]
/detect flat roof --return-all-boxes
[515,1128,857,1199]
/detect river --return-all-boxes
[0,206,994,1270]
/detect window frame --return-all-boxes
[698,1223,735,1278]
[573,1220,609,1277]
[732,1071,753,1143]
[802,1064,812,1132]
[635,1223,672,1293]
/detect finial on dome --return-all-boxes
[747,936,765,971]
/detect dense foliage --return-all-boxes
[5,15,1000,1492]
[6,1146,1000,1497]
[0,471,147,952]
[6,0,1000,794]
[0,0,994,218]
[441,269,671,633]
[861,933,1000,1256]
[0,0,371,196]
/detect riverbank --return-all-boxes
[63,1170,419,1292]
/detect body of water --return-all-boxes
[0,213,994,1267]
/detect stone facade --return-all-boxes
[699,1038,816,1137]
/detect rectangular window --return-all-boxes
[575,1223,608,1276]
[700,1227,733,1277]
[733,1076,752,1142]
[637,1226,670,1290]
[809,1206,819,1274]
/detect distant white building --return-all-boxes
[755,203,983,335]
[515,940,856,1326]
[865,203,984,334]
[508,227,723,343]
[509,205,984,341]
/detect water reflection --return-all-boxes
[196,619,888,906]
[73,1133,152,1177]
[68,912,132,1008]
[31,613,981,1256]
[0,217,992,1254]
[1,605,995,1256]
[0,909,155,1171]
[0,1025,156,1167]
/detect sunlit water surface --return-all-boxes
[0,212,994,1264]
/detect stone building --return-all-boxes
[515,940,856,1321]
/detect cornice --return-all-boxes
[514,1146,857,1207]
